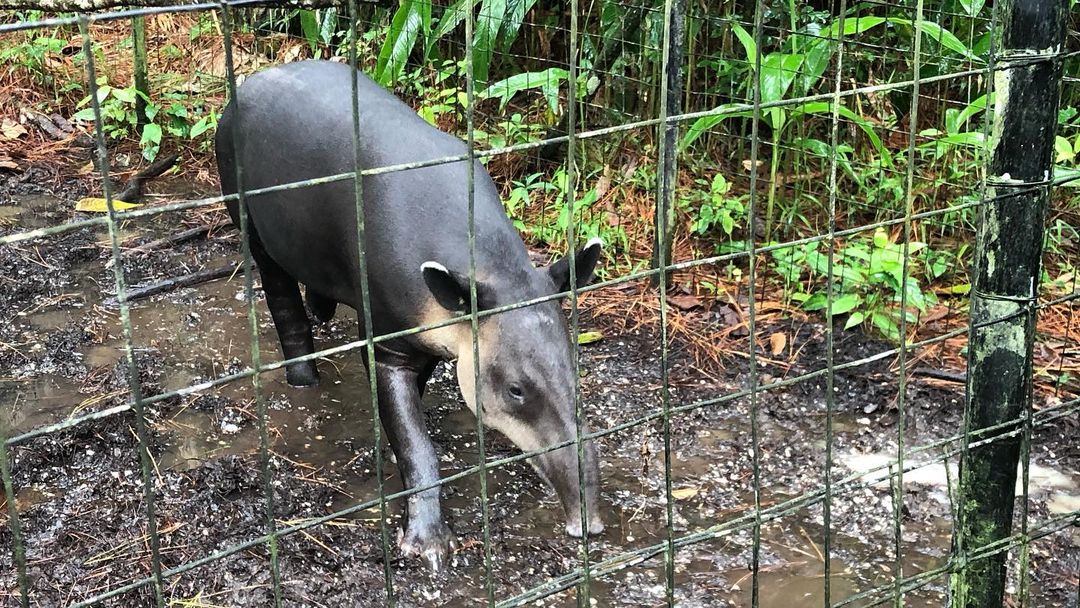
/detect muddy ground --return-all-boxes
[0,167,1077,607]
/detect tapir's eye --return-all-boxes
[508,385,524,400]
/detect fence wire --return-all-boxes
[1,1,1078,607]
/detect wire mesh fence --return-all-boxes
[0,0,1078,606]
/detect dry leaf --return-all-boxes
[742,159,765,173]
[1,118,27,140]
[769,332,787,356]
[671,487,699,500]
[594,174,612,199]
[75,197,141,212]
[666,293,701,311]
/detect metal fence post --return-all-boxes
[951,2,1067,607]
[649,0,686,289]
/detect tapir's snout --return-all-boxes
[532,437,604,538]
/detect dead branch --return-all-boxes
[127,223,223,255]
[108,263,239,305]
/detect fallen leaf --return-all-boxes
[671,487,699,500]
[594,174,611,199]
[0,155,17,170]
[935,283,971,296]
[666,293,701,311]
[1,118,27,140]
[75,197,140,212]
[742,159,765,173]
[769,332,787,356]
[577,331,603,345]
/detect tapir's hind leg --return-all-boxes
[305,288,338,324]
[248,232,319,387]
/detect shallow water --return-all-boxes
[3,193,1076,607]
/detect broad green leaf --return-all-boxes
[376,0,428,85]
[189,115,212,138]
[430,0,473,46]
[680,104,752,149]
[954,94,989,133]
[320,9,338,46]
[929,132,986,149]
[731,21,756,65]
[112,87,137,104]
[721,212,734,235]
[299,10,320,52]
[917,21,975,59]
[873,229,890,249]
[1056,136,1076,164]
[830,293,862,315]
[478,68,568,112]
[499,0,538,53]
[787,101,894,166]
[844,311,866,330]
[473,0,508,85]
[802,293,829,311]
[891,18,979,61]
[1057,165,1080,187]
[760,53,804,104]
[872,311,901,342]
[140,123,162,146]
[959,0,985,16]
[95,84,112,104]
[73,107,97,121]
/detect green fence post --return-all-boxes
[132,15,149,127]
[649,0,686,289]
[951,2,1067,607]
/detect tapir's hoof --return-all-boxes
[285,361,319,387]
[399,522,459,572]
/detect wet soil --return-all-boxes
[0,175,1077,607]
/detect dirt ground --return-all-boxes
[0,165,1078,607]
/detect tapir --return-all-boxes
[215,60,604,570]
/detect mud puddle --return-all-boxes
[2,187,1078,607]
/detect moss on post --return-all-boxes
[950,1,1066,607]
[132,15,149,127]
[650,0,687,289]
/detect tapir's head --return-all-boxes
[420,239,605,538]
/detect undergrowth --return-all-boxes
[2,1,1079,344]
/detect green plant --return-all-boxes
[510,168,628,263]
[0,31,67,88]
[73,77,217,161]
[473,112,545,149]
[377,0,539,86]
[478,67,569,116]
[684,174,747,238]
[505,171,556,231]
[772,228,938,342]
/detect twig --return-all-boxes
[106,264,240,306]
[129,224,220,255]
[912,367,966,383]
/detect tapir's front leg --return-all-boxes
[373,356,457,570]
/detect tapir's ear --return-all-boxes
[546,237,603,294]
[421,261,493,312]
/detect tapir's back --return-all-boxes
[216,60,532,333]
